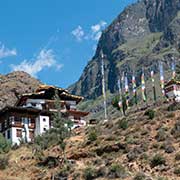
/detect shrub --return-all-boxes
[144,109,155,120]
[150,154,166,168]
[0,155,9,170]
[167,103,180,111]
[175,152,180,161]
[157,177,169,180]
[0,133,11,153]
[166,112,175,118]
[109,164,127,178]
[174,167,180,176]
[118,118,128,130]
[134,172,147,180]
[83,166,96,180]
[164,142,175,153]
[54,166,69,179]
[88,130,97,142]
[171,121,180,138]
[125,135,136,145]
[155,128,167,142]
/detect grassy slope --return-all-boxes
[0,102,179,179]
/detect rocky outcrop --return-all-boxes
[0,71,41,109]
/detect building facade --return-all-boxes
[165,79,180,102]
[0,85,89,145]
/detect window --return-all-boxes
[29,118,31,125]
[9,116,14,122]
[29,131,34,139]
[16,129,22,138]
[43,118,46,122]
[7,130,11,139]
[4,120,7,128]
[43,128,47,132]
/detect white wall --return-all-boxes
[11,127,21,145]
[35,115,50,136]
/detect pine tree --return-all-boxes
[49,90,70,160]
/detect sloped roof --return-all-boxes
[16,84,84,106]
[36,84,68,93]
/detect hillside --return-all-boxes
[0,71,41,109]
[69,0,180,99]
[0,102,179,179]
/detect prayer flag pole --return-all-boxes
[101,51,108,121]
[151,70,157,102]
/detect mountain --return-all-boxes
[0,71,41,109]
[69,0,180,99]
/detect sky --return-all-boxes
[0,0,137,88]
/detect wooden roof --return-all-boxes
[16,85,84,106]
[36,84,68,93]
[67,109,89,117]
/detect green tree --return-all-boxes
[0,133,11,153]
[49,90,70,160]
[112,95,127,116]
[34,89,71,162]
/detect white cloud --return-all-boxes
[91,21,107,41]
[0,43,17,59]
[71,26,84,41]
[91,21,107,33]
[11,49,63,77]
[72,21,107,42]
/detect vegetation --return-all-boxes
[83,166,96,180]
[156,128,167,142]
[171,120,180,138]
[34,90,71,161]
[0,133,11,153]
[112,95,127,115]
[134,172,147,180]
[109,163,127,178]
[88,129,97,142]
[0,154,9,170]
[118,118,128,130]
[144,109,155,120]
[150,154,166,168]
[175,152,180,161]
[174,167,180,176]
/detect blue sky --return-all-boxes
[0,0,137,88]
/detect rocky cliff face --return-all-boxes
[0,71,41,109]
[69,0,180,99]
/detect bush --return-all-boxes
[167,103,180,111]
[134,172,147,180]
[171,121,180,138]
[150,154,166,168]
[166,112,175,118]
[83,166,96,180]
[175,152,180,161]
[109,164,127,178]
[0,155,9,170]
[0,133,11,153]
[155,128,167,142]
[88,130,97,142]
[174,167,180,176]
[144,109,155,120]
[54,166,69,179]
[118,119,128,130]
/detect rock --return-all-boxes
[0,71,41,109]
